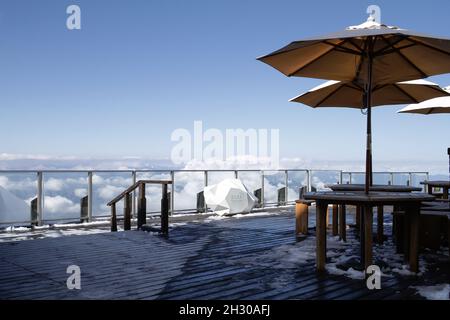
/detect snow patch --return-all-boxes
[413,284,450,300]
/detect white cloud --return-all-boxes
[43,195,79,216]
[97,185,124,200]
[45,178,64,191]
[74,188,87,198]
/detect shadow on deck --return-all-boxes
[0,209,448,300]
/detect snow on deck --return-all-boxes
[0,209,448,300]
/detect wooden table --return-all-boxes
[420,180,450,199]
[326,184,422,193]
[304,191,435,273]
[325,184,422,244]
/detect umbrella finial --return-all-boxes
[366,5,381,25]
[347,4,390,30]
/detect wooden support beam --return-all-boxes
[124,193,131,231]
[332,204,338,236]
[80,196,88,223]
[355,205,361,230]
[111,203,117,232]
[316,201,328,272]
[137,183,146,229]
[161,184,169,235]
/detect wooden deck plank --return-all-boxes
[0,210,448,300]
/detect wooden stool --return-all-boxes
[295,199,314,235]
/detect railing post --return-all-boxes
[132,171,137,218]
[161,184,169,235]
[204,170,208,212]
[87,171,93,222]
[111,203,117,232]
[307,170,312,192]
[339,171,343,184]
[170,171,175,216]
[124,193,131,231]
[234,170,238,179]
[137,182,146,229]
[284,170,288,204]
[37,171,43,226]
[408,172,412,187]
[349,172,352,184]
[390,172,394,185]
[261,170,265,208]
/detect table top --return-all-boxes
[420,180,450,187]
[325,184,422,192]
[304,191,435,205]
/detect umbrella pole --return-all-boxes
[365,39,374,195]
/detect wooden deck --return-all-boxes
[0,209,448,300]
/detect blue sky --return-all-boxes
[1,0,450,166]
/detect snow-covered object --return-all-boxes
[204,179,257,215]
[0,186,30,223]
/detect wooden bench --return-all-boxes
[420,210,450,257]
[393,206,449,256]
[295,186,338,237]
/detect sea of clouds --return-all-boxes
[0,153,447,224]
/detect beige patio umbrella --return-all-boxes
[291,80,449,108]
[258,13,450,193]
[398,86,450,114]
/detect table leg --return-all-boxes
[339,204,346,242]
[408,204,420,273]
[332,204,338,236]
[355,205,361,230]
[448,219,450,259]
[316,201,328,272]
[377,205,384,244]
[360,206,365,263]
[443,187,449,200]
[403,213,411,261]
[364,205,373,270]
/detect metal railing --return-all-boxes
[0,169,429,226]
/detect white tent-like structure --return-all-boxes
[398,86,450,114]
[0,186,30,224]
[204,179,257,216]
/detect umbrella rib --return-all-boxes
[374,35,409,56]
[286,44,338,77]
[407,37,450,57]
[313,83,343,107]
[379,35,428,78]
[322,40,362,55]
[379,43,416,56]
[426,84,450,96]
[372,83,389,92]
[393,83,420,104]
[347,38,364,53]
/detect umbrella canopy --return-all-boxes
[290,80,450,108]
[257,22,450,86]
[258,12,450,193]
[398,86,450,114]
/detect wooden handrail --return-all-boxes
[107,180,172,206]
